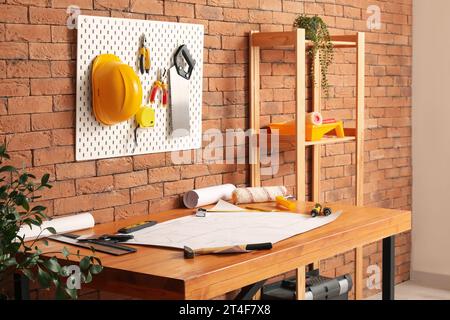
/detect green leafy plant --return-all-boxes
[0,144,102,299]
[294,15,334,97]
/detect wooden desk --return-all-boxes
[21,201,411,300]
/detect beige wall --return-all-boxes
[412,0,450,286]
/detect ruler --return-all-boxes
[50,233,136,256]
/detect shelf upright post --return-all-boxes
[312,53,322,202]
[249,30,261,187]
[295,28,306,200]
[309,47,323,273]
[356,32,365,206]
[355,33,366,300]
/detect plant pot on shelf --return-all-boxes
[293,15,334,97]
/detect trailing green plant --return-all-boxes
[293,15,334,97]
[0,144,102,299]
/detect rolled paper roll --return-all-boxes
[306,112,323,126]
[18,213,95,242]
[232,186,288,204]
[183,184,237,209]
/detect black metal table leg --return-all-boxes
[382,236,395,300]
[14,273,30,300]
[235,280,266,300]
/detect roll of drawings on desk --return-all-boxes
[17,213,95,242]
[183,184,237,208]
[232,186,288,204]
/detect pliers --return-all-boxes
[150,68,168,107]
[139,35,150,74]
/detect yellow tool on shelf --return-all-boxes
[275,195,297,211]
[306,121,345,142]
[268,117,345,142]
[268,120,295,136]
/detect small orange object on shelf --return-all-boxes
[306,121,345,142]
[268,120,296,136]
[268,119,346,142]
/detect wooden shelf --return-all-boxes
[266,127,357,147]
[251,31,357,49]
[306,40,356,48]
[305,136,356,146]
[249,29,365,206]
[265,133,356,150]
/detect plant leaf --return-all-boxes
[43,257,61,273]
[30,219,42,227]
[55,286,68,300]
[31,205,47,212]
[90,264,103,275]
[41,173,50,186]
[0,165,16,173]
[22,199,30,211]
[46,227,57,234]
[79,256,91,271]
[81,271,92,284]
[18,173,28,184]
[60,265,70,277]
[37,266,52,289]
[7,242,21,254]
[65,287,78,300]
[4,257,17,267]
[62,247,70,258]
[22,268,35,281]
[0,144,10,159]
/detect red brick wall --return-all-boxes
[0,0,412,299]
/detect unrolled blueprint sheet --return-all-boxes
[126,201,341,250]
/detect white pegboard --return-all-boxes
[75,15,204,161]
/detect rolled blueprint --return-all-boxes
[232,186,288,204]
[183,184,236,209]
[306,112,323,126]
[18,213,95,242]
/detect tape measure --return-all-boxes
[118,220,157,234]
[136,106,155,128]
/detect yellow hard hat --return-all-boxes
[92,54,143,125]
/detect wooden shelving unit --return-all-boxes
[250,28,366,300]
[249,29,365,206]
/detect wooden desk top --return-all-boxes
[41,201,411,299]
